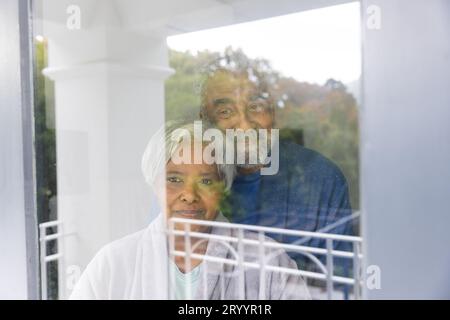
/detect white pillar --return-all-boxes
[41,3,173,298]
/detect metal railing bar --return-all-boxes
[170,217,362,243]
[39,233,62,241]
[184,223,192,300]
[39,221,62,228]
[237,229,245,300]
[171,250,356,285]
[44,253,63,263]
[258,231,266,300]
[326,239,334,300]
[168,229,362,259]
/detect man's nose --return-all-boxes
[179,185,199,204]
[236,111,257,131]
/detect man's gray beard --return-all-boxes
[235,140,272,169]
[236,155,270,169]
[236,162,261,170]
[201,115,273,167]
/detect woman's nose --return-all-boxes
[179,186,199,204]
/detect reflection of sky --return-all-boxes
[167,2,361,85]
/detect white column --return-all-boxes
[41,8,173,298]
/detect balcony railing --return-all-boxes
[39,216,362,300]
[168,217,363,300]
[39,220,63,300]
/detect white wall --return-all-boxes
[361,0,450,299]
[0,0,39,299]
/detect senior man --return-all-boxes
[199,67,354,275]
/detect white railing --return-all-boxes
[168,217,363,300]
[39,220,63,300]
[38,217,362,300]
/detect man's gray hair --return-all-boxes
[141,120,235,190]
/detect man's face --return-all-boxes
[202,71,275,170]
[203,71,274,131]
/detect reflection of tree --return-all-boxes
[275,77,360,210]
[34,40,58,299]
[165,47,359,210]
[34,41,57,222]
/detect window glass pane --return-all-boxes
[32,0,362,300]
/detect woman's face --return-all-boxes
[156,143,225,232]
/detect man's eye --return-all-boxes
[248,103,264,113]
[216,108,233,118]
[167,176,182,183]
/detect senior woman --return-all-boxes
[70,121,310,300]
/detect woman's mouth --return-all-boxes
[172,209,205,218]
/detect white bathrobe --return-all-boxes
[70,213,310,300]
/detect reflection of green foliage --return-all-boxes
[165,50,213,121]
[275,78,360,209]
[218,188,234,221]
[279,128,304,146]
[34,40,58,299]
[166,48,360,210]
[34,40,57,222]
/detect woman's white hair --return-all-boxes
[141,120,235,190]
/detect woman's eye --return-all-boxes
[200,178,213,186]
[167,176,182,183]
